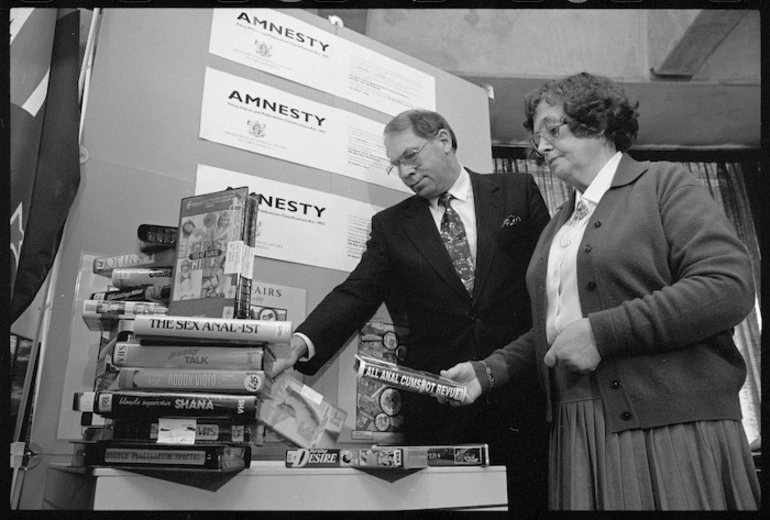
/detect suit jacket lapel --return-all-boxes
[403,194,470,299]
[470,171,504,301]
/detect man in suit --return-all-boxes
[269,109,551,511]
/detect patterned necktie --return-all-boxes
[439,192,474,294]
[559,199,590,248]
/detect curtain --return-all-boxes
[493,148,762,447]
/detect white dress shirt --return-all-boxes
[545,151,622,345]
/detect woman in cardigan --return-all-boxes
[442,72,759,510]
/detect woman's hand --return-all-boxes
[544,318,601,373]
[439,362,482,406]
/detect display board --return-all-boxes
[26,9,491,503]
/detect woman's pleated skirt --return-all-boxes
[549,395,760,510]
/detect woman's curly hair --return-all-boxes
[523,72,640,153]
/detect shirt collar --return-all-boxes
[431,166,470,209]
[577,151,622,208]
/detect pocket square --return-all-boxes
[501,214,523,228]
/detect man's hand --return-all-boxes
[439,362,482,406]
[543,318,601,374]
[265,335,309,378]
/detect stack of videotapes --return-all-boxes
[85,234,179,396]
[73,310,347,470]
[72,190,290,472]
[75,315,285,472]
[72,188,349,472]
[73,388,258,472]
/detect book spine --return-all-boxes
[246,193,257,247]
[91,284,171,302]
[231,192,259,319]
[251,193,260,244]
[111,267,173,289]
[373,444,490,467]
[83,300,168,318]
[79,442,250,470]
[231,193,251,319]
[74,390,259,419]
[82,300,169,332]
[112,343,265,369]
[116,318,135,335]
[355,356,467,403]
[236,193,258,323]
[80,412,108,427]
[133,315,292,344]
[111,419,254,443]
[81,426,113,441]
[116,368,268,394]
[137,224,178,251]
[285,448,403,469]
[93,249,175,276]
[284,445,489,469]
[421,445,489,466]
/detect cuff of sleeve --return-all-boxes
[293,332,315,361]
[471,360,493,393]
[588,312,617,359]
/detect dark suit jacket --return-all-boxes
[295,169,550,450]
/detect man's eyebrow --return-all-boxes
[394,146,418,161]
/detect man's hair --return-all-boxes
[384,109,458,151]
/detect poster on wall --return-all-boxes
[196,164,385,273]
[250,279,307,324]
[200,67,410,194]
[209,8,436,116]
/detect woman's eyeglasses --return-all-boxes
[529,119,568,149]
[386,131,440,175]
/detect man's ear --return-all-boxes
[437,128,452,152]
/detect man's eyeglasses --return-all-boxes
[529,119,568,150]
[386,131,440,175]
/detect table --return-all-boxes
[75,461,507,510]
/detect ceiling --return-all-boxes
[314,8,761,150]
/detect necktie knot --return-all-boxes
[439,192,453,209]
